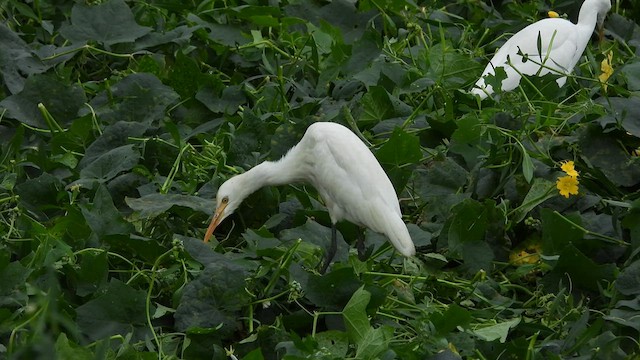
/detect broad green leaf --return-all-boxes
[615,259,640,296]
[301,267,363,309]
[76,278,153,342]
[83,73,179,125]
[187,14,249,47]
[54,333,93,360]
[428,42,482,89]
[359,86,395,123]
[72,250,109,297]
[79,121,149,168]
[620,61,640,91]
[59,0,151,46]
[544,244,616,292]
[126,194,213,219]
[595,97,640,138]
[376,127,421,190]
[0,260,31,307]
[79,144,140,182]
[471,317,520,343]
[315,330,349,357]
[196,84,246,115]
[343,29,382,75]
[446,199,493,271]
[174,261,250,336]
[283,1,370,44]
[15,173,65,220]
[541,209,584,255]
[604,303,640,331]
[343,286,371,344]
[354,326,392,360]
[511,178,556,224]
[431,303,472,336]
[376,127,422,165]
[80,185,133,238]
[280,220,348,264]
[578,124,640,187]
[0,23,47,94]
[0,73,86,128]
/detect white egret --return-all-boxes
[203,122,416,271]
[471,0,611,99]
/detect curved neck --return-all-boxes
[577,1,600,30]
[238,145,308,197]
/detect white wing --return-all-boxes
[301,122,415,257]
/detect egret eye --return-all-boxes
[222,197,229,204]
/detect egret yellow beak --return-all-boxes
[204,202,228,243]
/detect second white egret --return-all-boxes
[471,0,611,99]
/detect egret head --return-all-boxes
[203,175,251,243]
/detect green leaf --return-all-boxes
[80,185,134,238]
[471,317,520,343]
[431,304,472,336]
[578,124,640,187]
[59,0,151,46]
[79,144,140,182]
[446,199,493,272]
[544,243,616,292]
[595,97,640,138]
[0,73,86,128]
[301,267,364,309]
[280,220,348,264]
[174,261,250,336]
[615,259,640,296]
[342,286,372,344]
[196,84,246,115]
[511,178,556,224]
[0,23,47,94]
[76,278,152,342]
[541,209,584,255]
[15,173,65,220]
[315,330,349,358]
[0,259,31,307]
[376,127,421,190]
[54,333,93,360]
[83,73,179,125]
[72,250,109,297]
[354,326,392,360]
[521,151,534,183]
[126,194,213,219]
[621,62,640,91]
[359,86,395,123]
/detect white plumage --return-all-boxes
[471,0,611,99]
[203,122,416,268]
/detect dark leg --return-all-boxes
[319,224,338,274]
[356,229,366,261]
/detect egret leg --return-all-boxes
[319,224,338,274]
[356,230,366,261]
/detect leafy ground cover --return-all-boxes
[1,0,640,359]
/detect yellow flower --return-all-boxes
[509,241,541,265]
[548,11,560,18]
[556,175,579,198]
[560,160,579,178]
[599,51,614,90]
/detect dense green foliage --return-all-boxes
[1,0,640,358]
